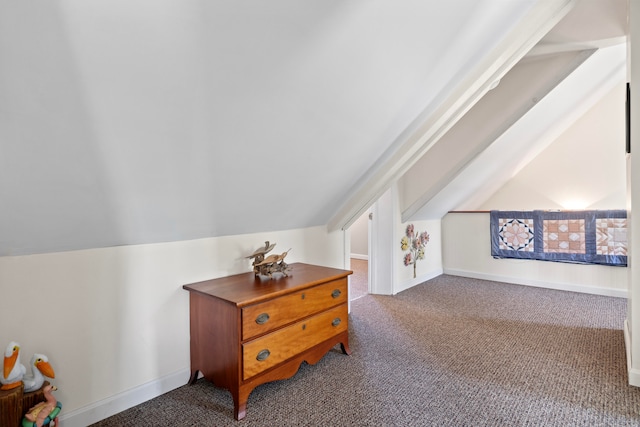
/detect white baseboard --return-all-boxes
[394,267,443,295]
[350,253,369,261]
[624,319,640,387]
[443,268,628,298]
[58,368,191,427]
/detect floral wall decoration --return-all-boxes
[401,224,430,278]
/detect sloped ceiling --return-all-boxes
[406,44,626,220]
[400,48,599,219]
[327,0,578,230]
[1,0,546,256]
[3,1,623,256]
[400,0,628,221]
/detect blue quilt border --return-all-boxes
[490,210,627,267]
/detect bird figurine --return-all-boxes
[23,354,55,393]
[22,384,62,427]
[1,341,26,390]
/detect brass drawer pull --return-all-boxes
[331,289,341,298]
[256,349,271,361]
[332,318,341,327]
[255,313,270,325]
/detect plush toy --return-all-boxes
[23,354,55,393]
[1,341,26,390]
[22,384,62,427]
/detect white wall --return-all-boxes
[443,213,627,296]
[442,81,628,297]
[478,82,626,211]
[367,184,443,296]
[627,0,640,388]
[0,225,345,426]
[395,218,443,294]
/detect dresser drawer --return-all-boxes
[242,303,348,380]
[241,278,347,340]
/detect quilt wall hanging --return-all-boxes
[490,210,627,267]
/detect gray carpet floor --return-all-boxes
[91,274,640,426]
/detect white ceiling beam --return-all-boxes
[401,48,596,222]
[527,35,627,57]
[327,0,578,231]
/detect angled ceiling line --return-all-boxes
[400,48,597,223]
[417,44,627,218]
[327,0,578,232]
[526,35,628,57]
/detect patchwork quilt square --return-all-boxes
[596,218,627,256]
[497,218,534,252]
[490,210,626,266]
[543,219,585,254]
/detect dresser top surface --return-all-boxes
[182,263,352,306]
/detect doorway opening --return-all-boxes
[348,208,371,301]
[350,258,368,301]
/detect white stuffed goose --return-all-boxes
[23,353,55,393]
[0,341,26,390]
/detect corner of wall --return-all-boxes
[394,267,443,295]
[625,320,640,387]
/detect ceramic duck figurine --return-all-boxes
[1,341,26,390]
[23,384,62,427]
[23,354,55,393]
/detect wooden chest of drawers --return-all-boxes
[182,263,352,420]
